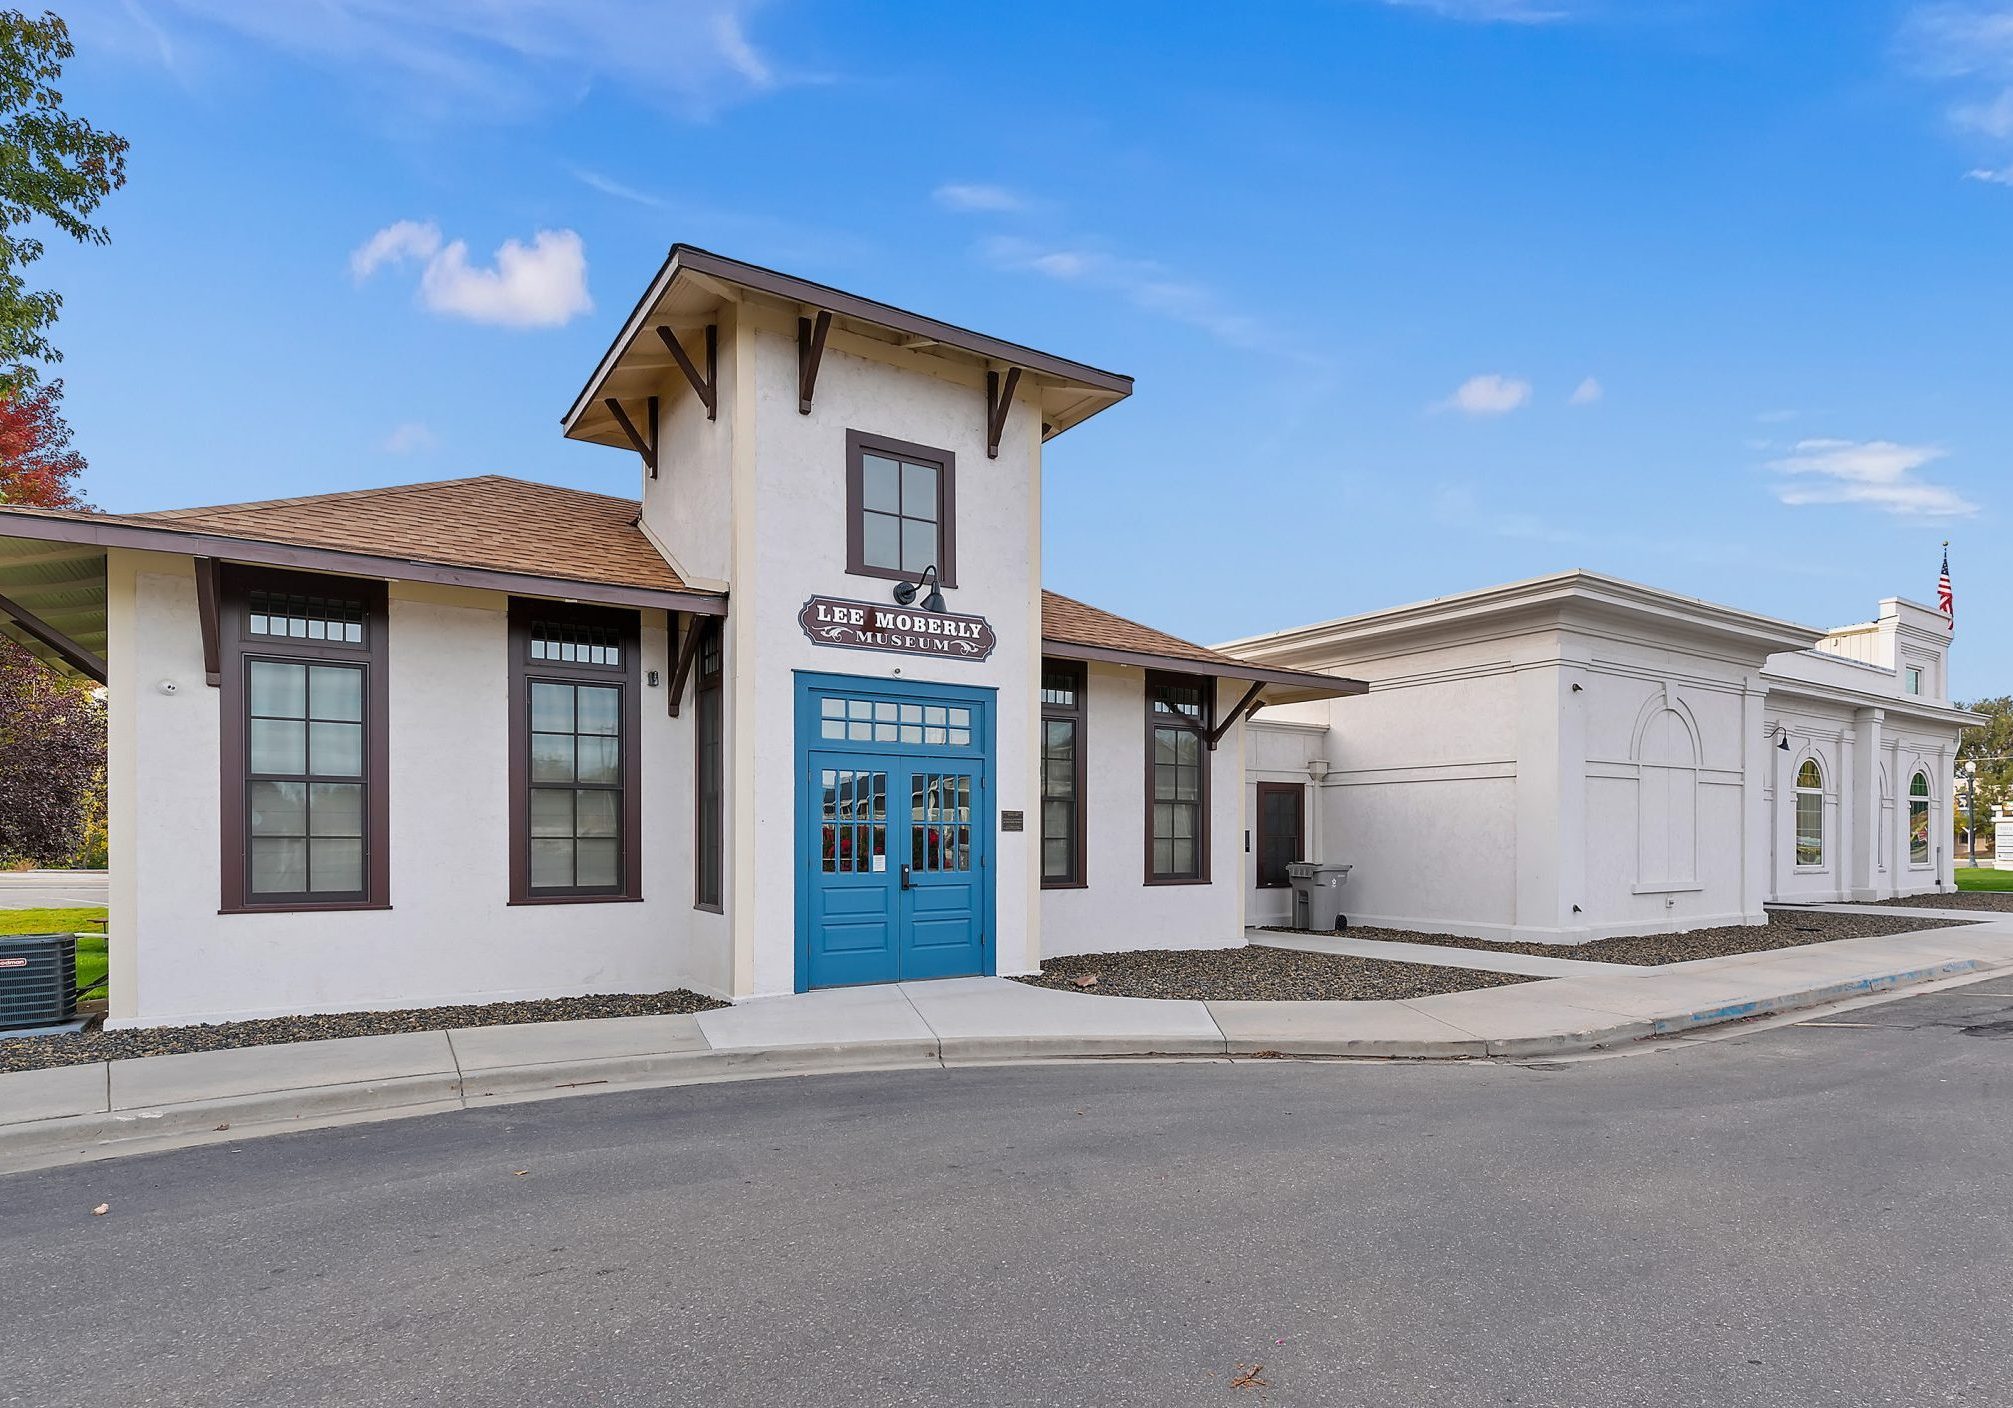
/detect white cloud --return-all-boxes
[1434,373,1532,416]
[979,235,1270,350]
[1767,438,1979,518]
[1904,5,2013,173]
[380,422,437,454]
[934,183,1027,213]
[1568,376,1603,405]
[351,221,592,328]
[1967,161,2013,184]
[1377,0,1571,22]
[104,0,788,121]
[571,168,668,209]
[349,219,443,281]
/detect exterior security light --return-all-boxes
[893,564,945,613]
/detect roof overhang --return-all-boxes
[0,509,729,616]
[1041,636,1368,706]
[564,245,1134,452]
[0,534,105,683]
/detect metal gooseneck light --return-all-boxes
[893,564,945,614]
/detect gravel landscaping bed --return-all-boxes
[1850,892,2013,913]
[1015,946,1534,1002]
[0,989,728,1075]
[1259,908,1973,967]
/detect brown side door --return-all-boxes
[1254,782,1304,889]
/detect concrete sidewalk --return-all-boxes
[3,915,2008,1174]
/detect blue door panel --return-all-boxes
[796,675,994,992]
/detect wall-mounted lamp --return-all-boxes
[893,564,944,614]
[1570,682,1584,693]
[1778,733,1792,752]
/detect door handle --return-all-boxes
[900,864,913,890]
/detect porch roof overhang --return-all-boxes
[1039,636,1367,706]
[563,245,1135,452]
[0,533,106,683]
[0,506,731,618]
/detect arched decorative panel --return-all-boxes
[1633,697,1699,887]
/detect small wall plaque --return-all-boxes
[1000,810,1024,832]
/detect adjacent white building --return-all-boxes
[1231,574,1981,943]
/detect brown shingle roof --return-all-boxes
[1041,590,1257,672]
[3,475,702,597]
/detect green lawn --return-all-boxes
[1957,867,2013,892]
[0,907,108,996]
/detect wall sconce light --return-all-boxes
[893,564,944,614]
[1778,733,1792,752]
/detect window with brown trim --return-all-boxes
[1040,659,1086,888]
[1145,671,1211,884]
[694,618,724,911]
[1254,781,1304,889]
[508,600,642,903]
[219,565,389,913]
[846,429,957,587]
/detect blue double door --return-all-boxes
[797,676,993,991]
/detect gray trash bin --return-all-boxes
[1285,862,1353,931]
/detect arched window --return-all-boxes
[1909,771,1932,865]
[1795,759,1824,867]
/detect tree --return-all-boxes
[0,10,128,392]
[0,635,104,865]
[0,373,83,504]
[1957,695,2013,840]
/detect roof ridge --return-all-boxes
[137,475,522,520]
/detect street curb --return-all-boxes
[0,954,2000,1174]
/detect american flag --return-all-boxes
[1938,543,1954,633]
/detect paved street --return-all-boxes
[0,871,107,910]
[6,984,2013,1408]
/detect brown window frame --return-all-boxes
[844,428,958,588]
[1254,781,1305,889]
[1144,670,1212,886]
[1040,658,1087,889]
[218,564,390,915]
[508,599,643,905]
[693,617,724,912]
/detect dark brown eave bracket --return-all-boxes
[664,608,704,717]
[657,324,718,421]
[605,395,659,477]
[0,587,107,684]
[195,556,221,686]
[1206,681,1267,752]
[798,310,831,414]
[986,367,1022,459]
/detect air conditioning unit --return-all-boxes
[0,933,78,1031]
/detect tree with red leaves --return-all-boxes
[0,635,103,865]
[0,375,85,506]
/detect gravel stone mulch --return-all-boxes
[1015,945,1534,1003]
[1259,908,1973,968]
[1848,892,2013,913]
[0,989,728,1075]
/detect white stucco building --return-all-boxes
[0,245,1984,1024]
[0,247,1352,1027]
[1230,575,1981,943]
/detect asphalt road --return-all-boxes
[7,984,2013,1408]
[0,872,107,909]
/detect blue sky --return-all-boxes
[45,0,2011,696]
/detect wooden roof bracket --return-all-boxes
[0,586,107,685]
[657,323,718,421]
[605,395,659,476]
[798,309,831,414]
[665,608,705,717]
[986,366,1022,459]
[195,556,221,686]
[1205,681,1268,751]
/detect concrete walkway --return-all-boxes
[3,914,2009,1174]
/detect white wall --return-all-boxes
[1040,666,1248,956]
[726,308,1043,994]
[108,554,718,1027]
